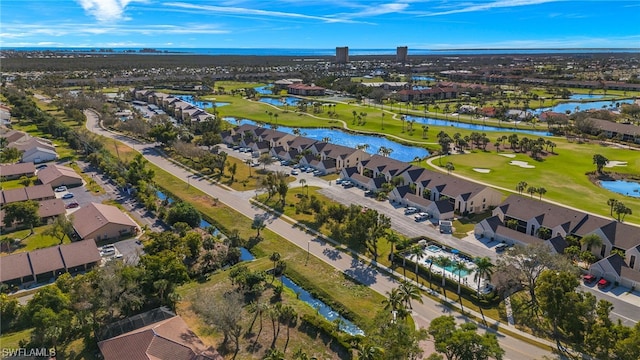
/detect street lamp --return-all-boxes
[306,240,310,265]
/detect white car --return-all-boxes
[404,207,418,215]
[55,186,68,192]
[414,212,429,221]
[291,170,299,175]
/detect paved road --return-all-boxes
[85,110,554,359]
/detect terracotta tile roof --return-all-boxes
[72,203,138,239]
[99,316,221,360]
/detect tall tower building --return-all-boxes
[335,46,349,64]
[396,46,408,63]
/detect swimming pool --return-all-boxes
[426,245,441,253]
[423,257,472,277]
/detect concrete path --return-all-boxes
[85,110,553,360]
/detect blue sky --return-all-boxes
[1,0,639,49]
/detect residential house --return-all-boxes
[590,254,640,290]
[589,118,640,144]
[1,184,55,204]
[72,203,138,241]
[0,129,28,144]
[98,312,221,360]
[287,83,326,96]
[19,146,58,164]
[37,164,83,188]
[358,155,412,182]
[0,163,36,180]
[0,239,101,287]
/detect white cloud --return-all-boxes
[76,0,144,22]
[163,2,362,23]
[421,0,560,16]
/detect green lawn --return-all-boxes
[438,141,640,224]
[1,225,66,254]
[0,328,33,349]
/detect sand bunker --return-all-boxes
[499,153,516,158]
[473,168,491,173]
[509,160,535,169]
[605,161,628,168]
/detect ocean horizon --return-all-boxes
[5,47,640,56]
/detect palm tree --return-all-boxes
[607,198,618,216]
[299,178,308,196]
[427,256,436,289]
[399,238,410,278]
[435,256,452,295]
[381,112,385,130]
[421,125,428,139]
[580,233,603,253]
[516,181,528,194]
[445,162,454,174]
[453,261,469,295]
[321,136,331,144]
[245,158,253,177]
[270,252,281,280]
[537,186,547,200]
[382,288,404,312]
[473,257,495,296]
[386,230,400,264]
[410,246,424,283]
[527,186,537,198]
[356,342,384,360]
[399,280,423,309]
[593,154,609,174]
[279,305,297,353]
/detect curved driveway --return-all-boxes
[85,110,552,360]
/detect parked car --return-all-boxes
[251,162,260,167]
[404,207,418,215]
[55,186,68,192]
[313,170,322,176]
[36,164,48,170]
[65,202,79,209]
[305,167,314,173]
[291,170,299,175]
[342,181,354,188]
[495,243,510,252]
[583,274,597,284]
[364,190,376,197]
[414,212,429,221]
[335,178,344,184]
[597,278,611,289]
[62,193,74,199]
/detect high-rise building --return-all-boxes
[396,46,408,63]
[335,46,349,64]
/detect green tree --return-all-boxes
[607,198,618,216]
[194,290,244,358]
[2,200,39,233]
[435,256,453,292]
[399,280,423,310]
[593,153,608,174]
[580,233,603,253]
[515,181,528,194]
[252,215,266,238]
[473,257,495,296]
[410,246,424,283]
[445,162,455,174]
[43,214,74,244]
[613,201,632,222]
[428,315,504,360]
[0,146,22,163]
[228,162,237,182]
[386,230,400,264]
[148,120,178,147]
[166,201,201,228]
[258,153,274,170]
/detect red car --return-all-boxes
[65,202,79,209]
[597,278,611,289]
[583,274,597,284]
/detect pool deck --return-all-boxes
[406,246,491,291]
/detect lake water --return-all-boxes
[174,95,229,109]
[255,85,274,95]
[532,99,633,115]
[404,115,552,137]
[412,76,436,81]
[600,180,640,198]
[229,118,430,162]
[239,247,256,261]
[569,94,611,100]
[259,97,300,106]
[281,276,364,336]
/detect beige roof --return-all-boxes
[99,316,220,360]
[59,239,101,268]
[38,199,66,218]
[2,188,28,203]
[9,137,56,152]
[0,163,35,177]
[0,252,33,283]
[25,184,55,200]
[29,246,65,275]
[73,203,137,239]
[37,164,83,186]
[0,129,28,144]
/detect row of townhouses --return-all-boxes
[476,195,640,289]
[132,89,213,123]
[1,129,58,164]
[223,123,503,219]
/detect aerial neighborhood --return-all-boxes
[1,44,640,360]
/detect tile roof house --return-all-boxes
[0,162,36,180]
[1,185,55,204]
[73,203,138,241]
[478,194,640,278]
[37,164,83,188]
[0,239,101,287]
[98,315,221,360]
